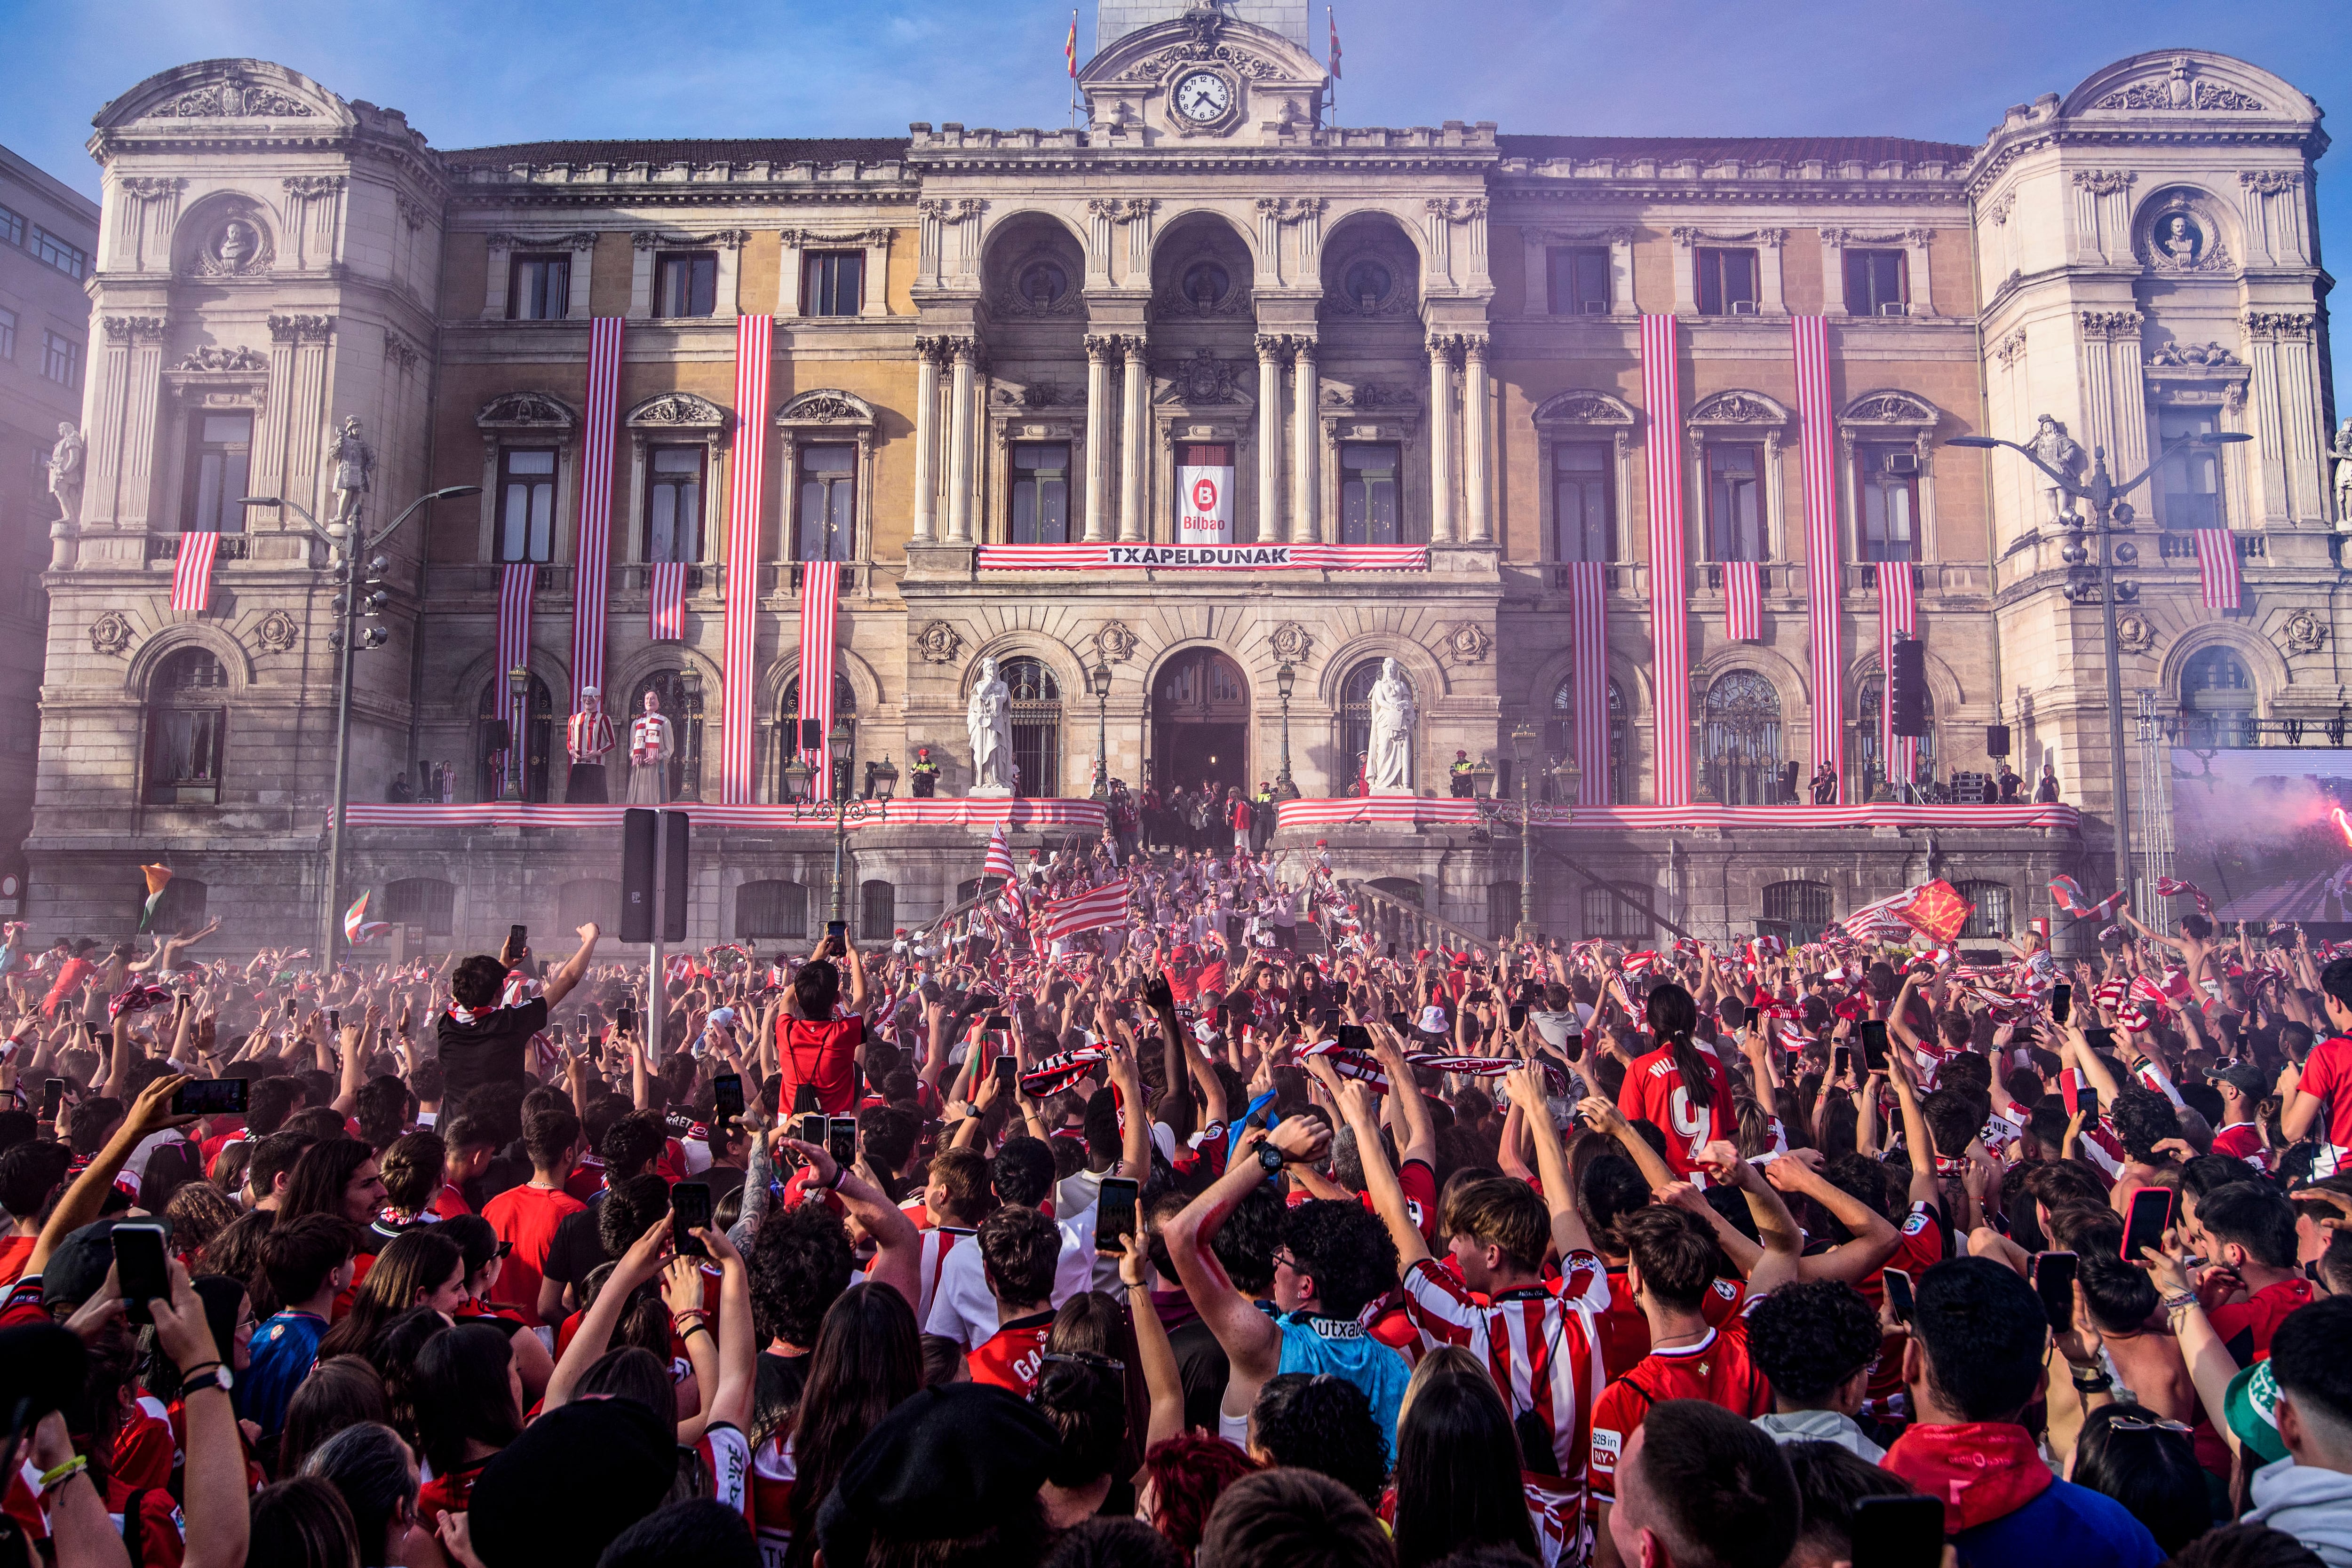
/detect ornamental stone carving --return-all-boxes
[2148,341,2241,368]
[2240,171,2302,194]
[1095,621,1139,664]
[104,317,169,343]
[147,68,314,119]
[1267,622,1312,665]
[2281,609,2329,656]
[1159,349,1246,405]
[176,345,267,372]
[89,611,133,657]
[476,391,575,430]
[916,620,963,665]
[254,610,300,653]
[268,314,334,343]
[1446,623,1494,664]
[1321,383,1417,411]
[2091,56,2263,112]
[2114,610,2156,655]
[627,391,729,433]
[191,214,272,278]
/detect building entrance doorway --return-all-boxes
[1151,649,1250,800]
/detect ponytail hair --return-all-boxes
[1644,983,1712,1109]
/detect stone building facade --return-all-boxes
[26,16,2346,953]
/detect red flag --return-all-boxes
[1328,6,1342,78]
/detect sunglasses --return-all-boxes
[2103,1415,2192,1436]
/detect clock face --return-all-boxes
[1174,71,1231,122]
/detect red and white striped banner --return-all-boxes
[495,563,536,774]
[345,797,1112,832]
[1876,562,1919,793]
[1791,316,1845,801]
[1271,795,2081,833]
[1563,561,1610,807]
[720,314,771,804]
[2194,530,2241,610]
[1042,877,1132,942]
[798,561,840,802]
[568,317,624,704]
[170,531,219,614]
[647,562,687,641]
[1722,560,1761,641]
[1640,314,1690,805]
[974,542,1427,571]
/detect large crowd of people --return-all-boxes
[2,862,2351,1568]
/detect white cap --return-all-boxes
[582,686,600,697]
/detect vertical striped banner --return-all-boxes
[1565,562,1610,807]
[496,563,537,790]
[1791,315,1845,801]
[569,317,625,705]
[1722,560,1761,641]
[2194,531,2241,610]
[647,562,687,641]
[170,531,219,614]
[720,314,772,804]
[1876,562,1918,793]
[798,561,841,802]
[1639,315,1690,805]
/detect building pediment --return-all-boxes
[1080,5,1327,144]
[2061,51,2316,126]
[94,59,353,133]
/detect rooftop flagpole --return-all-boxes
[1068,9,1080,130]
[1327,6,1341,127]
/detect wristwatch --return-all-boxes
[2069,1366,2113,1394]
[1256,1143,1287,1175]
[182,1365,234,1397]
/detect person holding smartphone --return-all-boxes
[774,931,869,1114]
[437,922,603,1103]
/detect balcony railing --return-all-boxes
[147,533,253,563]
[2156,531,2268,562]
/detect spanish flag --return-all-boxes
[138,864,173,930]
[1065,9,1078,77]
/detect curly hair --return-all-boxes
[1744,1280,1883,1402]
[2108,1086,2182,1164]
[748,1203,854,1349]
[1249,1372,1390,1507]
[1278,1199,1398,1322]
[599,1172,674,1262]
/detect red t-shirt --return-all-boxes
[0,1235,34,1291]
[429,1182,473,1220]
[1617,1043,1738,1181]
[1586,1316,1769,1506]
[479,1182,586,1326]
[1858,1201,1945,1400]
[967,1310,1056,1396]
[776,1016,865,1115]
[2209,1122,2269,1172]
[1594,1271,1748,1382]
[417,1458,491,1532]
[2210,1277,2314,1367]
[2300,1037,2352,1176]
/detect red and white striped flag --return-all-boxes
[719,314,772,803]
[2194,530,2241,610]
[495,563,536,779]
[1723,560,1761,641]
[798,561,841,802]
[982,822,1017,883]
[1563,561,1610,806]
[2048,873,2126,923]
[1792,316,1844,800]
[171,530,219,614]
[569,316,624,705]
[2155,875,2215,920]
[1877,562,1919,792]
[1640,314,1690,804]
[1042,877,1131,942]
[647,562,687,641]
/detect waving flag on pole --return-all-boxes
[982,822,1017,884]
[1042,878,1131,943]
[1065,9,1078,75]
[344,891,390,946]
[138,864,173,930]
[1328,6,1342,76]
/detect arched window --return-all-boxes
[1854,662,1937,798]
[1955,880,2012,940]
[1000,658,1061,799]
[1762,880,1831,945]
[385,878,455,937]
[859,879,896,942]
[1702,671,1782,805]
[145,648,229,805]
[476,673,554,802]
[628,670,707,802]
[2181,646,2257,747]
[558,878,622,933]
[1545,676,1629,804]
[1337,660,1410,795]
[737,879,809,940]
[778,672,853,800]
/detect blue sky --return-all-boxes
[3,0,2342,410]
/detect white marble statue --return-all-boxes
[45,424,83,526]
[2333,419,2352,526]
[627,689,675,805]
[2028,414,2085,525]
[324,415,375,530]
[967,656,1015,796]
[1366,657,1416,793]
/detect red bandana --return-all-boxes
[1882,1422,2054,1535]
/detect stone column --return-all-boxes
[946,337,976,544]
[1084,335,1112,542]
[1290,336,1319,543]
[1255,335,1285,546]
[1462,334,1492,544]
[116,318,170,533]
[81,317,137,529]
[1428,334,1456,544]
[910,337,942,543]
[1119,335,1148,543]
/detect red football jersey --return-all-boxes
[1586,1317,1770,1506]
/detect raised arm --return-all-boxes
[1162,1121,1325,1393]
[1512,1064,1596,1259]
[542,923,603,1007]
[33,1074,195,1275]
[1763,1153,1900,1284]
[781,1136,922,1307]
[1315,1062,1427,1269]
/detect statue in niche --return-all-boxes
[2153,212,2204,268]
[323,416,375,530]
[45,424,84,525]
[2333,420,2352,526]
[966,657,1015,796]
[1366,658,1417,794]
[2027,415,2086,524]
[219,220,258,271]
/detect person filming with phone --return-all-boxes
[775,926,868,1115]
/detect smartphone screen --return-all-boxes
[993,1054,1019,1089]
[173,1078,249,1117]
[1508,1004,1528,1032]
[576,1012,590,1036]
[671,1181,712,1259]
[826,920,847,942]
[1562,1033,1584,1062]
[1832,1045,1852,1078]
[616,1004,636,1035]
[40,1078,64,1119]
[1743,1005,1759,1029]
[282,999,296,1018]
[827,1116,858,1170]
[1882,1267,1915,1324]
[112,1221,171,1325]
[985,1013,1009,1034]
[2034,1251,2078,1334]
[1848,1494,1944,1568]
[510,924,528,951]
[2084,1025,2117,1054]
[793,1110,828,1148]
[1859,1020,1889,1073]
[328,1009,341,1031]
[2122,1187,2176,1262]
[1388,1011,1410,1034]
[1095,1175,1140,1256]
[712,1072,745,1121]
[2051,983,2072,1025]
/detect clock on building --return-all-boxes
[1174,71,1231,122]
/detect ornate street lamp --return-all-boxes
[1511,721,1539,939]
[1089,656,1113,800]
[505,664,531,801]
[1274,660,1299,800]
[677,663,704,801]
[829,715,855,924]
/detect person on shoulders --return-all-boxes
[437,924,600,1103]
[775,934,868,1115]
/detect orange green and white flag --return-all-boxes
[138,864,173,930]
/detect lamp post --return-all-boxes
[677,664,703,801]
[1511,721,1539,939]
[1946,428,2250,902]
[1089,655,1113,800]
[241,483,480,969]
[505,665,530,800]
[1274,660,1299,800]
